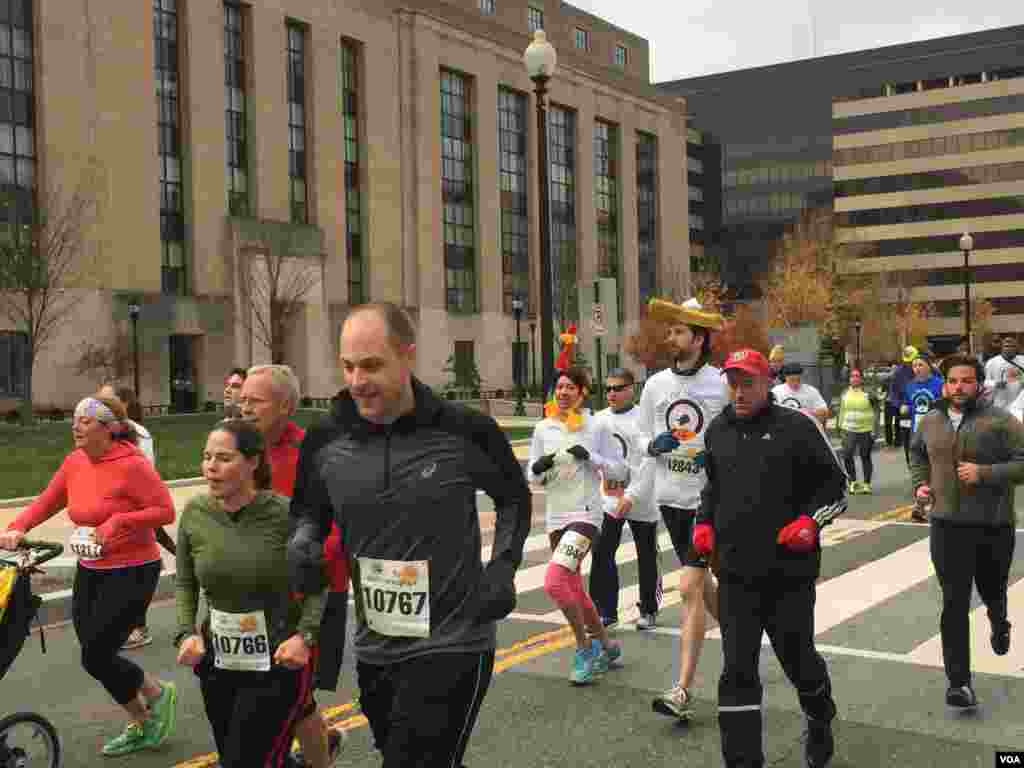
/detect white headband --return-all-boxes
[74,397,118,424]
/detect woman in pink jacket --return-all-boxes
[0,396,178,757]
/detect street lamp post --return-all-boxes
[524,30,557,399]
[854,319,862,369]
[960,231,974,354]
[529,320,537,394]
[128,303,141,402]
[512,296,526,416]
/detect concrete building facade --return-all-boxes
[0,0,690,410]
[833,67,1024,345]
[658,24,1024,345]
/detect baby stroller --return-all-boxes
[0,540,63,768]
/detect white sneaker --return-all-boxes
[636,613,657,631]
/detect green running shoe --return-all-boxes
[148,681,178,746]
[102,722,151,757]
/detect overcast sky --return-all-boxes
[568,0,1024,82]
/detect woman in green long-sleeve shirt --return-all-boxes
[175,420,325,768]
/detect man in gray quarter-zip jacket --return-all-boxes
[287,302,531,768]
[910,354,1024,712]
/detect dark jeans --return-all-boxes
[71,561,160,705]
[717,575,836,768]
[884,403,901,447]
[358,650,495,768]
[196,649,313,768]
[929,518,1015,687]
[842,431,874,483]
[589,514,659,621]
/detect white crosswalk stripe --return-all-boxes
[499,519,1024,680]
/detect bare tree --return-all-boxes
[237,247,324,364]
[0,181,97,422]
[73,332,133,385]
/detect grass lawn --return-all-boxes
[0,411,535,499]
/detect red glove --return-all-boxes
[692,522,715,555]
[777,515,818,553]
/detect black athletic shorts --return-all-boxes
[659,506,710,570]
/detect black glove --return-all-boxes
[287,522,328,595]
[566,445,590,461]
[648,431,680,456]
[474,559,517,624]
[531,453,556,475]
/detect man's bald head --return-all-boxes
[344,302,417,351]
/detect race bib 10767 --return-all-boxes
[358,558,430,638]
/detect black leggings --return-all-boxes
[842,431,874,483]
[196,649,314,768]
[72,561,161,705]
[358,650,495,768]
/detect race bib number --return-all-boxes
[68,527,103,561]
[545,452,588,512]
[899,419,912,428]
[551,530,592,571]
[358,558,430,638]
[210,609,271,672]
[667,448,704,476]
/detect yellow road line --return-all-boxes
[873,504,913,522]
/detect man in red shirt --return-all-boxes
[241,365,348,768]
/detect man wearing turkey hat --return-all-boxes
[634,297,729,723]
[693,348,848,768]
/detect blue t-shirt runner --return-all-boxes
[903,373,944,432]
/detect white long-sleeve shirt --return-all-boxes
[634,363,729,511]
[528,412,627,532]
[593,406,659,523]
[985,354,1024,410]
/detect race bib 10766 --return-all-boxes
[210,608,271,672]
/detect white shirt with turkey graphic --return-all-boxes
[635,364,729,511]
[594,406,659,523]
[772,383,828,417]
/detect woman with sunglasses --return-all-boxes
[529,367,627,685]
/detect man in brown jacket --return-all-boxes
[910,354,1024,711]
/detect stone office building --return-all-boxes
[0,0,691,410]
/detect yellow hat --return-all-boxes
[902,345,919,363]
[647,297,723,331]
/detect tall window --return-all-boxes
[549,105,577,326]
[441,70,476,313]
[0,0,34,237]
[614,45,628,68]
[155,0,185,295]
[499,88,528,315]
[594,121,618,277]
[341,40,364,305]
[574,28,589,51]
[0,331,27,397]
[637,132,658,304]
[479,0,495,14]
[527,6,543,33]
[287,23,308,224]
[224,4,248,216]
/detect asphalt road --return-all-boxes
[5,445,1023,768]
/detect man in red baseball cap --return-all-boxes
[692,348,848,768]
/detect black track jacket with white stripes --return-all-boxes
[288,378,532,665]
[697,399,848,583]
